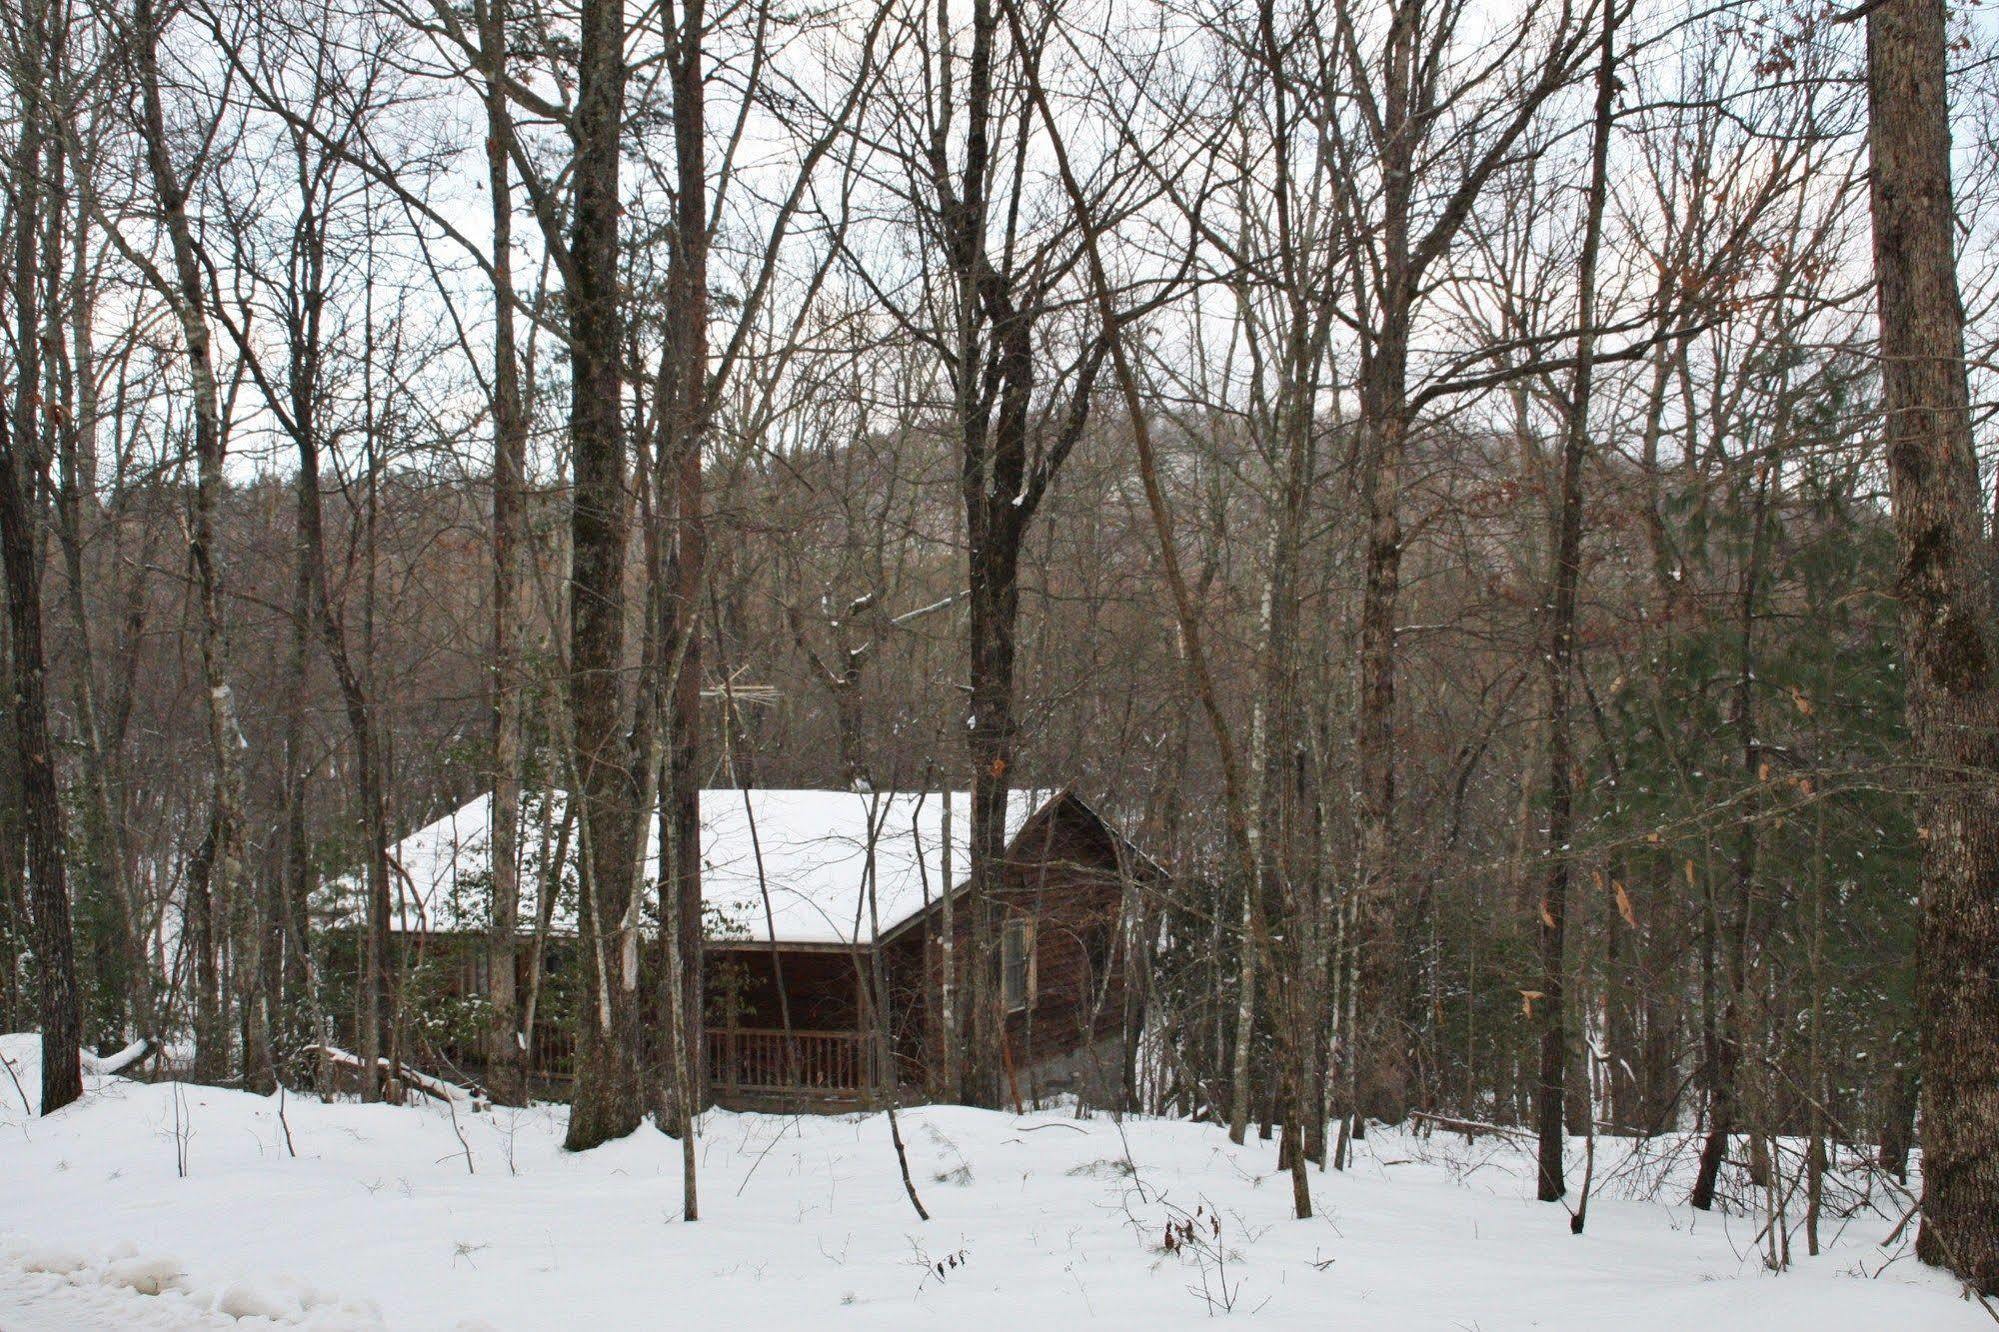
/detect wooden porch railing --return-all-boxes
[707,1027,879,1096]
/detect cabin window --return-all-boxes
[1002,918,1035,1011]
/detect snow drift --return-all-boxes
[0,1033,1980,1329]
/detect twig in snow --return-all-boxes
[444,1089,476,1175]
[1,1050,30,1114]
[171,1081,191,1178]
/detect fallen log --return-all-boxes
[303,1045,473,1106]
[1411,1111,1535,1144]
[85,1038,155,1077]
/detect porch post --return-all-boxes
[723,972,739,1097]
[855,956,871,1093]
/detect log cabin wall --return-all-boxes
[884,793,1141,1102]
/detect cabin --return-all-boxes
[323,788,1155,1111]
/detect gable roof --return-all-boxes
[322,788,1054,946]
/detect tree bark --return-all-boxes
[562,0,645,1151]
[1865,0,1999,1292]
[479,0,529,1109]
[0,82,82,1106]
[665,0,711,1129]
[0,421,82,1116]
[1349,0,1420,1124]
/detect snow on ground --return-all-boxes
[0,1034,1982,1330]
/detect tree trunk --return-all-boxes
[0,437,82,1115]
[1353,335,1409,1126]
[480,0,529,1109]
[1351,0,1417,1118]
[280,527,315,1069]
[964,548,1018,1107]
[1693,461,1777,1210]
[1866,0,1999,1292]
[0,95,82,1105]
[0,617,24,1034]
[939,782,959,1100]
[53,187,139,1052]
[283,277,393,1100]
[1537,5,1619,1200]
[184,818,223,1082]
[665,0,711,1125]
[134,0,249,1089]
[562,0,644,1151]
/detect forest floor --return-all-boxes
[0,1033,1984,1330]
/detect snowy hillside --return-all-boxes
[0,1035,1980,1330]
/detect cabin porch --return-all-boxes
[704,944,917,1111]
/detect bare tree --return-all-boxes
[1328,0,1598,1123]
[127,0,252,1087]
[843,0,1156,1103]
[1535,0,1620,1205]
[0,0,83,1108]
[477,0,531,1110]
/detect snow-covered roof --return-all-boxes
[323,788,1052,946]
